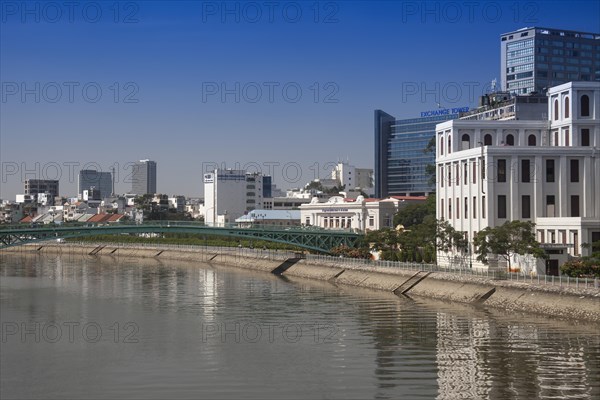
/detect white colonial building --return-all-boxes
[436,81,600,274]
[299,195,425,232]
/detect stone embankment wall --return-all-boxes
[3,243,599,322]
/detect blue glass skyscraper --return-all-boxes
[375,110,460,198]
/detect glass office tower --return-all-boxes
[501,27,600,95]
[375,110,459,198]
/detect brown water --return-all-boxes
[1,253,599,399]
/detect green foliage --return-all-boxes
[473,221,546,270]
[560,259,600,278]
[330,245,371,259]
[72,233,305,251]
[562,240,600,277]
[393,195,436,228]
[423,136,436,187]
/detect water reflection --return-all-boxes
[1,253,599,400]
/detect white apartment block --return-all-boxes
[203,169,266,226]
[436,81,600,275]
[331,162,374,195]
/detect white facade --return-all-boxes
[299,196,401,232]
[331,162,374,195]
[203,169,265,226]
[435,81,600,274]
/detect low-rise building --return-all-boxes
[235,209,301,227]
[299,195,426,232]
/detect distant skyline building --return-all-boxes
[203,169,271,226]
[500,26,600,96]
[24,179,59,199]
[131,159,157,195]
[78,169,112,199]
[331,162,374,196]
[375,110,463,198]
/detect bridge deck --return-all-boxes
[0,222,363,254]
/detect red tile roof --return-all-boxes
[389,196,428,201]
[20,215,33,223]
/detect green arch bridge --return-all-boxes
[0,222,363,254]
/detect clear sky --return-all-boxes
[1,0,599,199]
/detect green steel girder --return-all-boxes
[0,223,362,254]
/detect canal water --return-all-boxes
[1,253,599,399]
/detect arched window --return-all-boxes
[581,95,590,117]
[564,96,570,118]
[440,136,444,155]
[484,134,492,145]
[528,134,537,146]
[506,134,515,146]
[554,99,559,120]
[448,135,452,154]
[461,134,470,150]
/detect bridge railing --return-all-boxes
[0,221,360,235]
[304,254,599,289]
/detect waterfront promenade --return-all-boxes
[3,242,599,322]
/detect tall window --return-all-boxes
[564,96,570,118]
[571,195,580,217]
[448,135,452,154]
[565,129,570,146]
[528,134,536,146]
[498,195,507,219]
[441,199,444,219]
[448,168,452,187]
[554,99,559,120]
[448,200,452,219]
[464,197,468,218]
[581,129,590,146]
[440,136,444,155]
[581,95,590,117]
[472,161,477,184]
[521,160,530,183]
[440,166,444,187]
[506,134,515,146]
[472,196,477,219]
[546,159,555,182]
[546,195,555,217]
[482,196,486,219]
[456,198,460,219]
[484,134,492,145]
[461,134,470,150]
[456,164,459,185]
[498,159,507,182]
[570,159,579,182]
[463,163,467,185]
[522,195,531,218]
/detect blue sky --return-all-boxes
[1,0,599,198]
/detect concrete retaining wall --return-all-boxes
[2,244,599,322]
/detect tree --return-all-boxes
[393,194,436,228]
[473,221,546,271]
[423,135,437,186]
[436,219,469,266]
